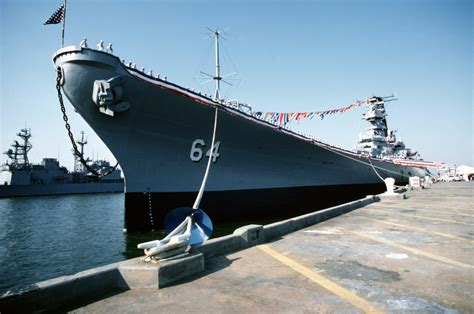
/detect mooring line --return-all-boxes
[193,106,219,210]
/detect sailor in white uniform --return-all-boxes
[80,37,88,48]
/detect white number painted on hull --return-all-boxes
[206,141,221,162]
[190,139,205,161]
[190,139,221,163]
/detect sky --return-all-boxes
[0,0,472,170]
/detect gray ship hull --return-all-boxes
[0,182,123,198]
[53,46,427,232]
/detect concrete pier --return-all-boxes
[1,182,472,312]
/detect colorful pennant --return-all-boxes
[254,100,368,126]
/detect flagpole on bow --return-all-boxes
[61,0,67,47]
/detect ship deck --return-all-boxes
[70,182,473,313]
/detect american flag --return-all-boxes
[43,4,65,25]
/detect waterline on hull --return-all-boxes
[124,183,388,232]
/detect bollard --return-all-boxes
[384,177,396,195]
[409,176,420,188]
[424,176,432,187]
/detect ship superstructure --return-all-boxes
[357,96,419,160]
[3,128,32,169]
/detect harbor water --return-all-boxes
[0,193,157,294]
[0,193,279,294]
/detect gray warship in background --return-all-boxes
[0,128,123,198]
[52,32,429,232]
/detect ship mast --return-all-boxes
[199,28,235,102]
[213,30,222,100]
[74,131,87,173]
[4,128,32,169]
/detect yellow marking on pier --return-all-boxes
[409,206,474,212]
[368,205,474,218]
[360,217,474,244]
[257,245,384,314]
[344,229,474,270]
[421,209,474,217]
[365,208,473,226]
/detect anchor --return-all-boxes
[137,208,213,262]
[137,106,219,261]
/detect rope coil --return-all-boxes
[56,67,118,177]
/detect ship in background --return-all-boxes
[52,31,430,232]
[0,128,123,198]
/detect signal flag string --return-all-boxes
[253,99,371,127]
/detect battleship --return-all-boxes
[52,31,429,232]
[0,129,123,198]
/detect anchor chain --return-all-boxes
[55,67,119,177]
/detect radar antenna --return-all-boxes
[381,94,398,102]
[199,28,236,101]
[4,128,32,169]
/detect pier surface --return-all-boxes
[63,182,474,312]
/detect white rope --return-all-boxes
[315,142,411,180]
[323,144,412,190]
[365,155,409,189]
[367,157,386,183]
[193,107,219,210]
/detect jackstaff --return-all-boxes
[43,1,67,47]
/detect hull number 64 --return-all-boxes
[190,139,221,163]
